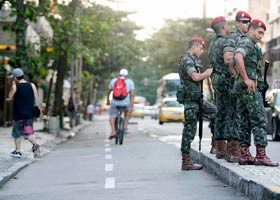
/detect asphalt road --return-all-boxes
[0,116,248,200]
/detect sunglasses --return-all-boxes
[240,20,251,24]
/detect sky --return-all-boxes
[95,0,249,40]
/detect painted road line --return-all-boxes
[105,143,110,147]
[105,154,112,159]
[105,148,111,152]
[149,134,158,138]
[105,177,115,189]
[105,164,114,172]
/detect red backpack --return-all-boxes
[112,78,128,100]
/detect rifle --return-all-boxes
[198,80,203,151]
[262,60,270,107]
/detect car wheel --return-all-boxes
[271,118,280,141]
[159,120,163,125]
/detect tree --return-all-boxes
[146,18,214,77]
[0,0,44,79]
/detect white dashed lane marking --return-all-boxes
[105,164,114,172]
[105,154,112,159]
[105,147,111,152]
[105,177,115,189]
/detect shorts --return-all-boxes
[109,104,131,118]
[69,111,77,120]
[12,119,34,139]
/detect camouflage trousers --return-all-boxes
[214,91,236,140]
[181,100,216,154]
[235,90,268,146]
[211,73,236,141]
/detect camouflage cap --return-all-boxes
[210,16,226,28]
[250,19,266,31]
[191,37,206,48]
[235,11,251,21]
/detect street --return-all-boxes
[0,115,248,200]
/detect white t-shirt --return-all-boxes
[87,104,94,114]
[108,77,135,106]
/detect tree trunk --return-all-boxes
[53,52,67,129]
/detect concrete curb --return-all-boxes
[0,122,89,188]
[190,149,280,200]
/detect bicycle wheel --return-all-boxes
[119,117,125,145]
[115,117,120,144]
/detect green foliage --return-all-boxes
[146,18,215,76]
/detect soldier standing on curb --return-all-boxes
[223,11,252,163]
[234,19,278,167]
[208,16,231,159]
[6,68,41,158]
[177,37,216,170]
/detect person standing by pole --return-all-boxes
[177,37,216,170]
[234,19,278,167]
[223,11,252,163]
[6,68,41,158]
[208,16,231,159]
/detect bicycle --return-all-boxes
[115,106,127,145]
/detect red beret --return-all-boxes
[235,11,251,21]
[210,16,226,28]
[250,19,266,31]
[191,37,206,48]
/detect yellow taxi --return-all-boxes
[159,98,184,125]
[131,104,145,119]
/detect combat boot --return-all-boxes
[210,137,218,154]
[254,145,279,167]
[239,144,254,165]
[225,140,232,162]
[181,153,203,170]
[215,140,227,159]
[226,140,239,163]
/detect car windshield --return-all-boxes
[164,101,183,107]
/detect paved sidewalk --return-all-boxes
[0,119,89,188]
[190,139,280,200]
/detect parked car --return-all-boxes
[144,106,154,117]
[131,104,145,119]
[265,89,280,141]
[158,97,184,125]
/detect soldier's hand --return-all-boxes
[244,79,256,93]
[204,68,213,78]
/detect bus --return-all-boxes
[156,73,180,106]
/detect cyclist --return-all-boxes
[106,69,135,139]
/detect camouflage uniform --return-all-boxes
[223,30,244,142]
[209,33,232,141]
[178,52,216,154]
[234,36,267,147]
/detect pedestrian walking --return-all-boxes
[6,68,41,158]
[234,19,278,167]
[223,11,252,163]
[177,37,216,170]
[208,16,231,159]
[67,96,77,129]
[86,103,94,121]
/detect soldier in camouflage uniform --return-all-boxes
[234,19,278,167]
[208,16,231,159]
[223,11,252,163]
[177,37,216,170]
